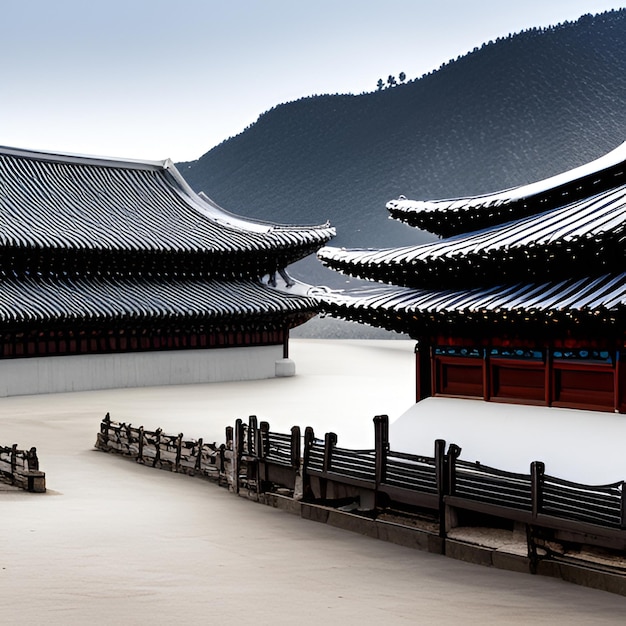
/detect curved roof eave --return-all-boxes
[314,274,626,337]
[0,274,320,329]
[387,141,626,237]
[320,183,626,289]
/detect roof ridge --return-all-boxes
[0,144,168,171]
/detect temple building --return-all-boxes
[0,146,334,396]
[317,142,626,413]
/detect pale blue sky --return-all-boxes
[2,0,624,162]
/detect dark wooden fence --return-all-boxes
[236,414,626,551]
[96,412,626,552]
[95,413,228,483]
[0,443,46,492]
[298,418,626,551]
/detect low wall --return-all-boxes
[0,345,285,397]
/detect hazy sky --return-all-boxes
[2,1,625,162]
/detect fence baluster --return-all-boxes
[175,433,183,471]
[234,419,245,493]
[619,481,626,530]
[434,439,446,538]
[259,422,270,460]
[125,423,133,455]
[531,461,545,519]
[447,443,461,496]
[323,432,337,473]
[195,438,203,472]
[291,426,301,468]
[374,415,389,487]
[248,416,257,456]
[301,427,315,498]
[137,426,144,463]
[218,443,226,478]
[153,428,162,467]
[10,444,17,481]
[101,413,111,446]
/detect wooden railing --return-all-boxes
[96,412,626,552]
[541,471,625,529]
[0,443,46,492]
[95,413,227,483]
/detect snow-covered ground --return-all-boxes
[2,339,626,622]
[391,397,626,485]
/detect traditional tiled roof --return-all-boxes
[316,142,626,339]
[319,183,626,289]
[0,146,335,277]
[0,145,334,335]
[0,271,314,330]
[315,273,626,337]
[387,141,626,237]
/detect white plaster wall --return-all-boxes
[0,346,284,397]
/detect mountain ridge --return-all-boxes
[179,9,626,301]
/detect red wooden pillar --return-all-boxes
[415,339,432,402]
[615,349,626,413]
[482,347,490,401]
[545,347,553,407]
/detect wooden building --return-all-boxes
[0,146,335,396]
[317,142,626,413]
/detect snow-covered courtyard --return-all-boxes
[2,339,625,622]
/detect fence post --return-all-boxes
[447,444,461,496]
[291,426,301,468]
[124,423,133,456]
[11,444,17,480]
[223,426,233,486]
[248,415,257,456]
[27,447,39,472]
[444,443,462,535]
[323,432,337,473]
[195,438,204,472]
[153,428,162,468]
[303,427,314,467]
[233,419,244,493]
[301,427,315,499]
[218,443,226,482]
[138,426,144,463]
[374,415,389,488]
[175,433,183,471]
[434,439,446,538]
[258,422,269,461]
[531,461,545,519]
[101,413,111,446]
[255,422,270,494]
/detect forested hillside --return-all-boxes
[178,8,626,334]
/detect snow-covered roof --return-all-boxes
[319,183,626,288]
[316,273,626,336]
[387,141,626,237]
[0,272,317,328]
[0,145,334,332]
[0,145,335,258]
